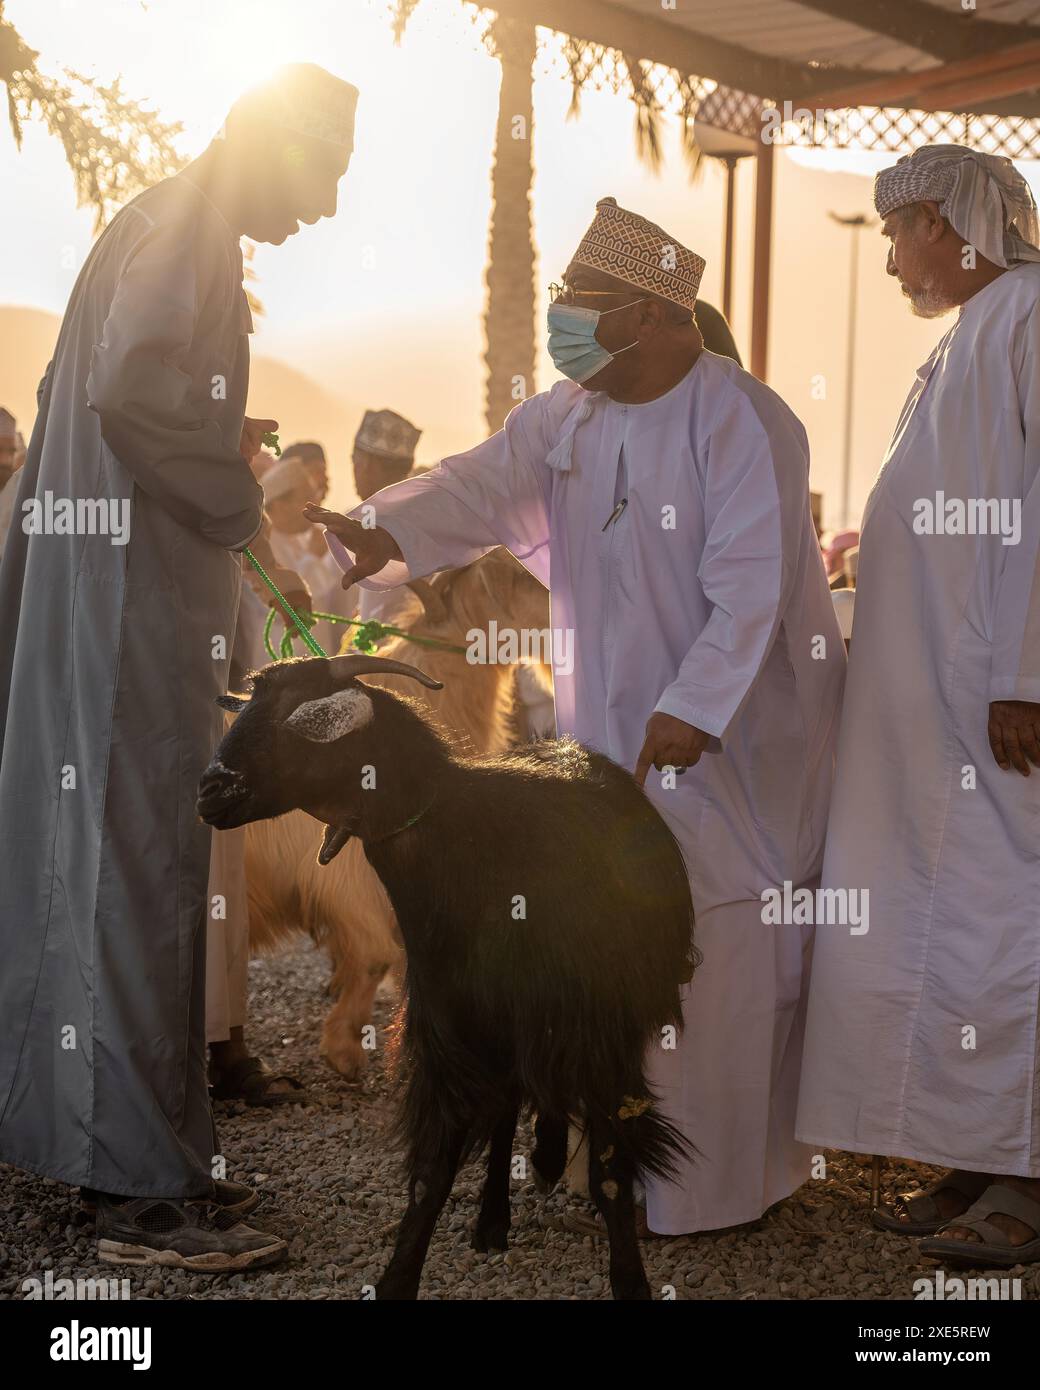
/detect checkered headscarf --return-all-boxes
[874,144,1040,268]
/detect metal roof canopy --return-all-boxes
[485,0,1040,379]
[490,0,1040,125]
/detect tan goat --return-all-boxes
[243,549,552,1076]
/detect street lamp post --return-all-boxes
[693,101,758,356]
[828,211,874,529]
[721,154,737,322]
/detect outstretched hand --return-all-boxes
[303,504,403,590]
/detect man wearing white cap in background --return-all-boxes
[205,447,343,1113]
[308,197,845,1237]
[0,63,358,1271]
[351,408,556,737]
[797,145,1040,1268]
[351,408,426,632]
[260,452,350,658]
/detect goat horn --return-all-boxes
[327,654,444,690]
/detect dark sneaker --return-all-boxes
[96,1194,287,1272]
[80,1179,260,1220]
[80,1178,260,1223]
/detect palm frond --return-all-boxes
[676,76,706,182]
[0,3,36,150]
[623,53,663,173]
[1,10,184,230]
[562,36,589,121]
[390,0,425,44]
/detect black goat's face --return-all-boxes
[196,654,442,831]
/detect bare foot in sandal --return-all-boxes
[210,1028,308,1106]
[926,1175,1040,1263]
[872,1168,990,1235]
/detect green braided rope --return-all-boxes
[245,547,327,658]
[261,605,470,660]
[248,547,471,663]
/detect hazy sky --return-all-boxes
[2,0,1038,525]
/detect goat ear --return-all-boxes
[318,823,354,865]
[284,687,374,742]
[217,694,250,712]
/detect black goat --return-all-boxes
[198,653,696,1300]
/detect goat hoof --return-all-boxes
[373,1276,419,1301]
[610,1274,652,1301]
[471,1223,509,1254]
[319,1049,365,1081]
[532,1169,555,1196]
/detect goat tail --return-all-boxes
[601,1095,696,1186]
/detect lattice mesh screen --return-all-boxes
[462,2,1040,161]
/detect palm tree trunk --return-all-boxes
[484,16,537,433]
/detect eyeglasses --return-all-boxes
[548,282,642,306]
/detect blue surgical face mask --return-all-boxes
[546,300,644,384]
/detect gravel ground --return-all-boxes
[2,940,1038,1302]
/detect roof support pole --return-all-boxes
[750,137,774,382]
[722,155,737,324]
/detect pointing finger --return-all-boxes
[633,739,654,789]
[339,551,387,589]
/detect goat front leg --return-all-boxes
[472,1106,518,1253]
[374,1130,465,1300]
[319,961,386,1080]
[588,1116,651,1301]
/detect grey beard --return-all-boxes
[906,281,956,319]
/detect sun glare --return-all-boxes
[15,0,414,152]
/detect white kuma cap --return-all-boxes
[227,64,359,150]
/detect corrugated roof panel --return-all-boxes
[643,0,867,46]
[603,0,1031,76]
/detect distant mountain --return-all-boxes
[0,306,60,430]
[245,355,368,507]
[0,305,368,507]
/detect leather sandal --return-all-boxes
[920,1182,1040,1269]
[871,1169,989,1236]
[210,1055,309,1107]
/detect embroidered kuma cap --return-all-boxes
[353,409,421,463]
[571,197,706,311]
